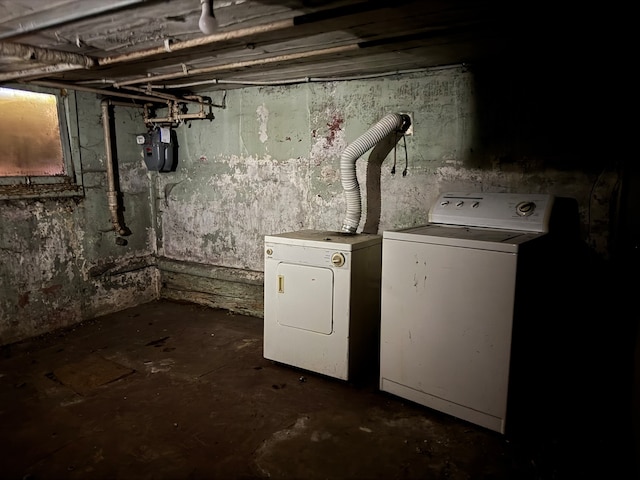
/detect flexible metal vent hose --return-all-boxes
[340,113,410,233]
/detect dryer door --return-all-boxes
[276,262,334,334]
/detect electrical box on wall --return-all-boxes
[137,126,178,172]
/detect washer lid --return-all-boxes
[383,224,544,252]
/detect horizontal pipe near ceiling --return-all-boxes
[114,44,360,87]
[98,19,295,66]
[98,0,389,67]
[27,79,171,104]
[0,63,89,83]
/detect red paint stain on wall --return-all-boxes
[325,115,344,147]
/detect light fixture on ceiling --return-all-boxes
[199,0,218,35]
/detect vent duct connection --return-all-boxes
[340,113,411,234]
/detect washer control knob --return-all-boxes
[266,248,273,255]
[331,253,345,267]
[456,201,464,207]
[472,201,480,208]
[516,201,536,217]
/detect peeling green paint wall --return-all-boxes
[157,66,613,279]
[0,92,158,346]
[0,65,618,344]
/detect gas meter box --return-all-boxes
[137,127,178,172]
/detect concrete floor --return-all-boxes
[0,300,635,480]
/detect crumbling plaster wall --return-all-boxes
[156,65,616,314]
[0,92,157,346]
[1,63,618,342]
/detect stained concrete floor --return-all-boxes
[0,300,636,480]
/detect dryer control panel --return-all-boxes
[265,242,350,269]
[428,192,555,233]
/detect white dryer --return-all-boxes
[380,192,555,434]
[264,230,382,381]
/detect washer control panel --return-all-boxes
[428,192,555,233]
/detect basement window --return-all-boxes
[0,85,82,199]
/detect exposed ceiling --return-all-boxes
[0,0,573,104]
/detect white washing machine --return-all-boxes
[380,192,555,434]
[264,230,382,381]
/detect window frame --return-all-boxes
[0,83,83,199]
